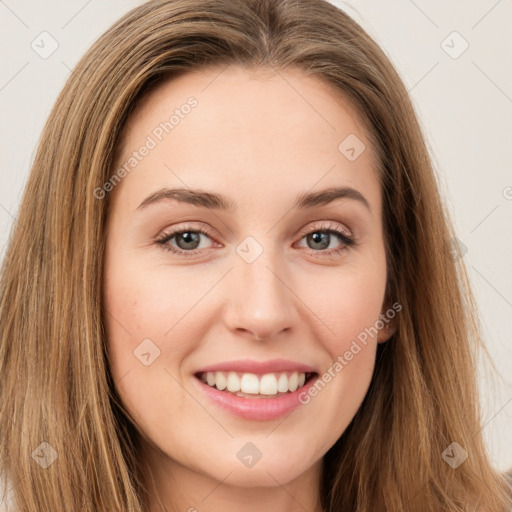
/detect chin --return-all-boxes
[202,447,318,488]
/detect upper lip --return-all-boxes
[195,358,317,376]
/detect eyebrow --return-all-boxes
[136,186,371,213]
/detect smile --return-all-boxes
[192,359,320,421]
[196,371,317,397]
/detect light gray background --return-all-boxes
[0,0,510,487]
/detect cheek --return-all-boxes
[298,280,384,447]
[102,259,193,389]
[102,263,197,437]
[327,296,382,375]
[104,236,214,336]
[327,285,384,352]
[304,261,386,353]
[298,258,386,406]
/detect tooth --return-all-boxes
[259,373,278,395]
[277,373,288,393]
[206,372,216,387]
[226,371,241,392]
[203,370,308,394]
[288,372,299,392]
[240,373,260,394]
[215,371,227,390]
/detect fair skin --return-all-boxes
[103,66,395,512]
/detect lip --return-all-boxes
[194,358,317,375]
[192,371,319,421]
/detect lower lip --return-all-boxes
[193,375,318,421]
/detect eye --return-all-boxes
[295,220,356,257]
[155,220,356,257]
[155,224,216,255]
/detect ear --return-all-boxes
[376,301,398,344]
[377,321,396,344]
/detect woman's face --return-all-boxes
[103,66,395,493]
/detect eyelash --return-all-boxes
[155,221,356,258]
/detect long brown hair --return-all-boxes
[1,0,510,510]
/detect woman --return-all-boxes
[1,0,510,510]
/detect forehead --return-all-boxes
[111,66,381,214]
[118,65,374,154]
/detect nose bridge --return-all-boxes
[224,235,298,339]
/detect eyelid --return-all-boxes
[156,221,217,240]
[295,219,353,239]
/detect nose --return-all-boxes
[221,244,300,341]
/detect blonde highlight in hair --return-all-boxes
[1,0,511,510]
